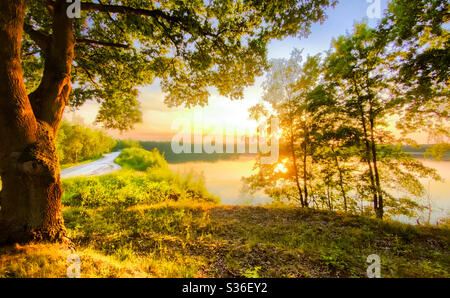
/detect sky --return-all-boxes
[66,0,423,142]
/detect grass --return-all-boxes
[62,148,218,207]
[61,171,218,208]
[1,149,449,278]
[0,243,152,278]
[114,147,167,171]
[1,201,448,278]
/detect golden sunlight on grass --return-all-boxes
[0,243,153,278]
[2,202,448,278]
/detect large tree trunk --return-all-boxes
[0,122,65,243]
[0,0,73,244]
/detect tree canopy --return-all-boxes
[244,10,447,219]
[378,0,449,138]
[23,0,337,130]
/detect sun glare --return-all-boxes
[274,162,288,174]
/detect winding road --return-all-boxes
[61,151,122,179]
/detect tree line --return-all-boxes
[244,1,449,220]
[56,121,117,165]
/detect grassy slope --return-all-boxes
[1,201,449,278]
[2,148,448,277]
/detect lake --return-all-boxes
[169,155,271,205]
[416,159,450,223]
[169,156,450,224]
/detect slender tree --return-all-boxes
[245,52,322,208]
[324,23,441,219]
[325,24,390,218]
[259,50,306,206]
[245,38,440,219]
[307,84,362,212]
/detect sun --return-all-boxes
[274,162,288,174]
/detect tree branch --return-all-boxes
[76,38,130,49]
[98,0,127,35]
[79,2,217,38]
[23,23,50,50]
[28,0,75,132]
[74,63,100,88]
[80,2,180,22]
[23,50,40,56]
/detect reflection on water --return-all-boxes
[415,160,450,223]
[168,155,271,205]
[168,156,450,223]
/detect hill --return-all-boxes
[1,201,448,278]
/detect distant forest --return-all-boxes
[113,140,450,164]
[138,141,246,164]
[402,145,450,161]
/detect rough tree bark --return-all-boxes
[0,0,73,244]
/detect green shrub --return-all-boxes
[113,139,142,151]
[62,169,219,208]
[56,120,117,164]
[115,148,167,171]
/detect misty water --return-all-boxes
[169,156,450,225]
